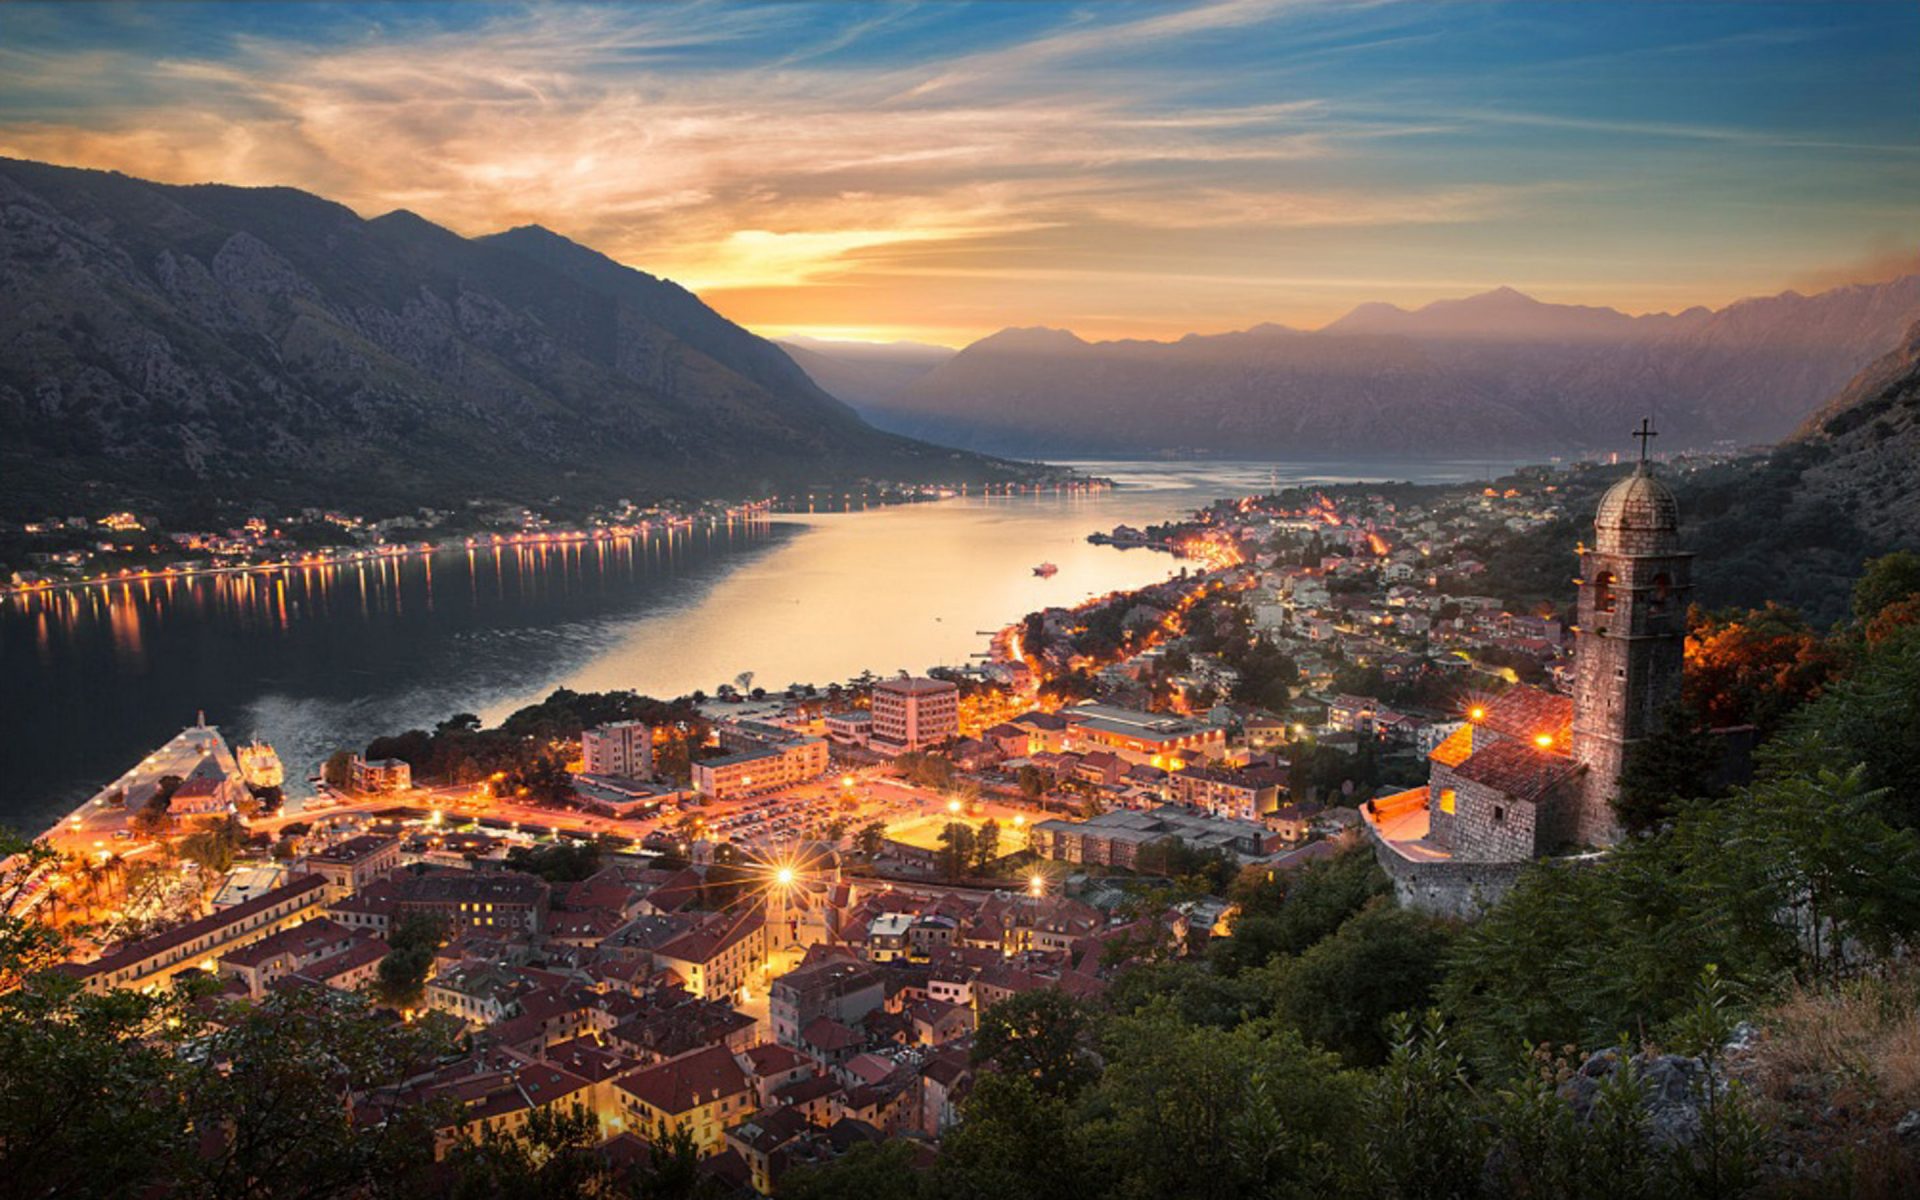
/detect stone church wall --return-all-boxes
[1448,777,1538,862]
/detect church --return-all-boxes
[1363,426,1691,916]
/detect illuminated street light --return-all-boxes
[947,798,962,815]
[775,867,795,887]
[1028,873,1045,897]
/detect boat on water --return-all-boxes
[1032,562,1059,577]
[236,738,285,790]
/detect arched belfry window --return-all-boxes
[1650,572,1672,614]
[1592,570,1616,614]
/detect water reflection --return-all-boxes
[1,459,1509,831]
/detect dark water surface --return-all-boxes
[0,460,1505,831]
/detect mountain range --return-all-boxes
[786,280,1920,459]
[0,158,1018,521]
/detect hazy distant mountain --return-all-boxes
[850,280,1920,458]
[775,337,955,412]
[1793,318,1920,545]
[0,158,1015,520]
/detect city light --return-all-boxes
[1534,733,1554,749]
[1027,873,1045,897]
[947,798,962,814]
[775,867,795,886]
[1470,706,1486,722]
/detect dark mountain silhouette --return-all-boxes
[0,158,1018,520]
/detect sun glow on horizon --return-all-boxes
[0,1,1912,344]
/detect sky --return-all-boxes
[1,1,1916,346]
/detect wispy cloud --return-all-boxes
[0,0,1913,341]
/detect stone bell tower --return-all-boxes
[1571,419,1692,846]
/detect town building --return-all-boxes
[304,834,402,901]
[692,737,829,801]
[217,917,364,999]
[349,754,411,794]
[770,957,885,1049]
[64,874,330,993]
[614,1044,756,1157]
[1058,702,1228,769]
[392,870,552,934]
[1172,763,1288,821]
[653,907,768,1002]
[1031,806,1283,867]
[868,677,959,753]
[582,721,654,780]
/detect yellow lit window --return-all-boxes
[1440,789,1456,815]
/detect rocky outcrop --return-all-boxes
[1793,319,1920,546]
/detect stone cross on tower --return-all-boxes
[1632,417,1657,463]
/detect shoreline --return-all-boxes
[2,478,1116,605]
[23,478,1153,850]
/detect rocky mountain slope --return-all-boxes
[1793,318,1920,546]
[0,158,1011,520]
[818,280,1920,459]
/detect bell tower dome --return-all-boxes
[1571,420,1692,845]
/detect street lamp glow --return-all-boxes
[775,867,795,886]
[947,798,962,814]
[1028,873,1045,897]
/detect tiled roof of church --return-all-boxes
[1454,740,1583,805]
[1477,686,1573,748]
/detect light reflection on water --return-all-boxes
[0,459,1507,830]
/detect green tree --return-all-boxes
[1851,549,1920,625]
[374,913,445,1009]
[321,750,355,789]
[446,1103,618,1200]
[1095,1002,1356,1200]
[1764,626,1920,827]
[973,818,1001,872]
[1615,700,1723,834]
[855,821,887,860]
[1212,843,1387,976]
[1350,1012,1490,1200]
[930,1073,1103,1200]
[937,821,975,881]
[1265,901,1454,1066]
[783,1139,922,1200]
[972,988,1095,1100]
[170,991,449,1200]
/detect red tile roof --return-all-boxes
[1476,685,1573,747]
[616,1044,751,1116]
[1454,739,1583,805]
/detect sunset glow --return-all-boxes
[2,1,1914,345]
